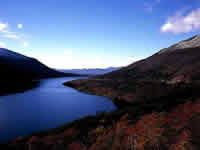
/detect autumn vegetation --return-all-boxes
[3,94,200,150]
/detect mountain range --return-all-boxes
[59,67,120,76]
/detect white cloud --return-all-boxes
[0,22,28,48]
[0,23,8,31]
[3,33,19,39]
[23,41,29,48]
[161,8,200,34]
[0,23,20,39]
[17,24,23,29]
[0,42,6,48]
[63,50,73,55]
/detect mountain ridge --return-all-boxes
[59,67,120,75]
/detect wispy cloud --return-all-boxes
[0,24,21,39]
[63,50,73,55]
[17,24,23,29]
[144,4,153,13]
[0,21,29,48]
[0,42,6,48]
[2,32,20,39]
[156,0,160,3]
[23,41,29,48]
[0,23,8,31]
[161,8,200,34]
[144,0,161,13]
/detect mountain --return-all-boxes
[4,35,200,149]
[0,48,77,95]
[65,35,200,105]
[59,67,120,75]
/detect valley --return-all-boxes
[3,35,200,150]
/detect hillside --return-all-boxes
[65,35,200,106]
[0,48,77,95]
[3,35,200,150]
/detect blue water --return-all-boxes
[0,77,116,142]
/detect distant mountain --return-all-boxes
[0,48,77,95]
[59,67,120,75]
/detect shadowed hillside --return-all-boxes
[0,48,78,95]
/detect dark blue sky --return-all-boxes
[0,0,199,68]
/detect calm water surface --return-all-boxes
[0,77,116,142]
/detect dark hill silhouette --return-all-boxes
[0,48,77,95]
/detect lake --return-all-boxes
[0,77,116,143]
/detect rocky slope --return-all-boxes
[0,48,77,95]
[3,35,200,150]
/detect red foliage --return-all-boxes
[166,100,200,131]
[169,129,194,150]
[6,99,200,150]
[62,128,77,137]
[43,136,54,145]
[27,136,40,144]
[68,142,82,150]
